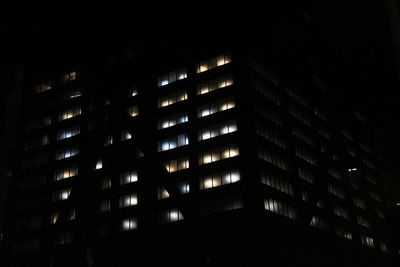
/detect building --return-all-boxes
[2,3,400,267]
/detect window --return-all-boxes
[328,167,342,180]
[335,227,352,240]
[354,197,366,209]
[292,126,315,147]
[295,147,317,166]
[25,135,49,150]
[196,52,231,73]
[163,157,189,173]
[260,170,293,195]
[104,135,113,146]
[251,79,281,106]
[298,167,314,184]
[198,120,237,141]
[121,130,132,141]
[250,61,279,86]
[264,199,297,220]
[158,133,189,152]
[100,177,112,189]
[121,218,137,231]
[50,212,60,224]
[95,159,103,170]
[57,126,80,140]
[119,194,138,208]
[314,107,328,122]
[65,89,82,100]
[333,206,349,219]
[197,97,235,118]
[317,126,332,140]
[360,234,374,247]
[357,216,371,228]
[33,81,52,94]
[258,148,289,171]
[197,74,233,95]
[254,104,285,127]
[55,147,79,160]
[199,169,240,190]
[157,68,187,87]
[380,243,388,253]
[120,170,138,184]
[327,183,345,199]
[58,106,81,121]
[129,87,138,97]
[157,89,188,108]
[157,112,188,129]
[26,116,51,131]
[54,166,78,181]
[52,188,72,202]
[286,87,308,107]
[178,181,190,194]
[158,187,170,199]
[159,209,184,223]
[100,200,111,212]
[61,71,77,84]
[127,106,139,117]
[310,216,328,230]
[198,145,239,165]
[256,123,287,149]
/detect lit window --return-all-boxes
[50,212,60,224]
[120,170,138,184]
[333,206,349,219]
[157,90,188,108]
[163,157,189,173]
[158,187,170,199]
[61,71,77,84]
[264,199,297,219]
[354,197,366,209]
[121,130,132,141]
[52,188,72,202]
[33,81,52,94]
[158,133,189,152]
[119,194,138,208]
[100,200,111,213]
[68,89,82,99]
[54,166,78,181]
[260,170,293,195]
[121,217,137,231]
[198,145,239,165]
[200,170,240,190]
[157,69,187,87]
[196,74,233,95]
[55,147,79,160]
[196,52,231,73]
[178,182,190,194]
[360,234,374,247]
[335,227,352,240]
[127,106,139,117]
[129,87,138,97]
[57,126,80,140]
[95,159,103,170]
[198,120,237,141]
[104,135,113,146]
[159,209,184,223]
[198,97,235,118]
[258,148,289,171]
[157,112,188,129]
[310,216,327,230]
[58,106,81,121]
[100,177,112,189]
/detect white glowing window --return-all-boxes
[127,106,139,117]
[159,209,184,223]
[61,71,77,84]
[50,212,60,224]
[198,120,237,141]
[164,157,189,173]
[120,170,138,184]
[55,147,79,160]
[94,159,103,170]
[198,97,235,118]
[129,87,138,97]
[158,112,188,129]
[179,182,190,194]
[52,188,72,202]
[196,53,231,73]
[158,133,189,152]
[158,187,170,199]
[121,130,132,141]
[157,69,187,87]
[68,90,82,99]
[57,126,80,140]
[119,194,138,208]
[104,135,113,146]
[33,81,52,94]
[54,166,78,181]
[264,199,297,220]
[58,106,81,121]
[121,218,137,231]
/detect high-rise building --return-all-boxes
[2,3,400,266]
